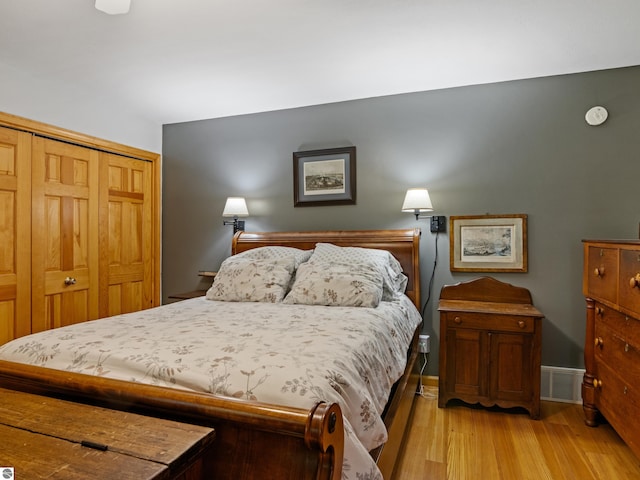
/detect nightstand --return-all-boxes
[168,290,208,300]
[438,276,544,419]
[168,271,216,301]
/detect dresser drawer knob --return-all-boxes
[594,267,605,277]
[630,274,640,288]
[595,307,604,316]
[624,386,628,395]
[625,343,630,352]
[593,379,603,388]
[518,320,526,329]
[594,337,604,348]
[454,316,462,324]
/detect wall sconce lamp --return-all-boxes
[402,188,433,219]
[222,197,249,234]
[402,188,446,233]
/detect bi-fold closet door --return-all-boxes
[0,128,154,344]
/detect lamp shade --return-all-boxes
[222,197,249,217]
[401,188,433,213]
[95,0,131,15]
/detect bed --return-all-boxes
[0,229,423,480]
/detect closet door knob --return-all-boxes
[64,276,77,285]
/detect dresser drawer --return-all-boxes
[619,248,640,317]
[595,303,640,351]
[594,362,640,455]
[444,311,535,333]
[595,320,640,385]
[586,245,618,303]
[594,303,627,337]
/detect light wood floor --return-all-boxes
[394,387,640,480]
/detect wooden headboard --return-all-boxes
[232,229,422,308]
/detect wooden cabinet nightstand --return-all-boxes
[168,272,217,301]
[438,277,544,419]
[0,387,215,479]
[169,290,208,300]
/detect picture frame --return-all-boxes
[293,146,356,207]
[450,214,528,272]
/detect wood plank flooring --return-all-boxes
[394,386,640,479]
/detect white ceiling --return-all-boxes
[2,0,639,126]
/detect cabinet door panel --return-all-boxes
[491,333,531,401]
[0,127,31,343]
[446,328,487,397]
[32,138,99,332]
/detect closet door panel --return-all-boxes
[32,138,99,332]
[0,127,31,343]
[100,153,153,317]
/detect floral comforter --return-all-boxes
[0,295,422,480]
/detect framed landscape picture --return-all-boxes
[293,146,356,207]
[450,214,528,272]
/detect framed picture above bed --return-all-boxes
[450,214,528,272]
[293,146,356,207]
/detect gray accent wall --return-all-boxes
[162,66,640,375]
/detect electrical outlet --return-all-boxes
[418,334,430,354]
[430,215,446,233]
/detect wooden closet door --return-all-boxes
[100,153,153,317]
[0,127,31,343]
[31,137,99,332]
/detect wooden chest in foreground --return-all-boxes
[0,387,215,479]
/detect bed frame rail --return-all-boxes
[0,359,342,480]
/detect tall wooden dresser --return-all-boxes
[582,240,640,458]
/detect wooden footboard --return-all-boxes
[0,360,343,480]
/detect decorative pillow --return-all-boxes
[309,243,407,301]
[233,246,313,269]
[283,261,383,307]
[206,256,296,303]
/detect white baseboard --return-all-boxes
[540,366,584,404]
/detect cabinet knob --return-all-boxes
[594,337,604,348]
[64,276,77,286]
[453,316,462,324]
[517,320,526,329]
[594,267,605,277]
[593,379,603,389]
[595,306,604,316]
[630,274,640,288]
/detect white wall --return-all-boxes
[0,62,162,153]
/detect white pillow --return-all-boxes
[283,261,383,307]
[309,243,407,300]
[206,256,295,303]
